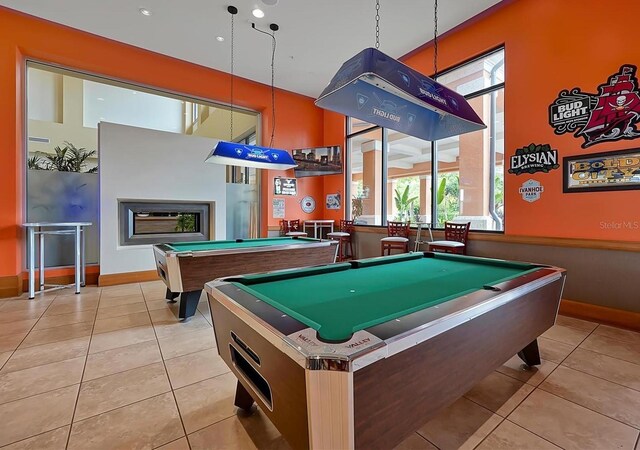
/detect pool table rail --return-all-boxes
[207,263,566,372]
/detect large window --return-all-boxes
[346,48,504,231]
[26,62,260,268]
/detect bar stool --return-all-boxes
[380,221,410,256]
[327,220,355,261]
[414,222,434,252]
[280,219,307,237]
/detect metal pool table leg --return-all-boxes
[165,288,179,303]
[517,339,541,366]
[234,381,255,411]
[179,290,202,320]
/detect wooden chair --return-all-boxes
[280,219,307,237]
[327,220,355,262]
[428,222,470,255]
[380,221,410,256]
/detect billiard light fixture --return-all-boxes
[315,0,486,141]
[205,6,296,170]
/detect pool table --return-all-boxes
[152,237,338,320]
[205,252,566,450]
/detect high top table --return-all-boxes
[303,219,334,239]
[23,222,91,299]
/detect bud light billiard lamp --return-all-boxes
[205,141,297,170]
[315,47,486,141]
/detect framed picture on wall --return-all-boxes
[563,148,640,193]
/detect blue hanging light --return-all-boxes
[205,6,296,170]
[315,0,486,141]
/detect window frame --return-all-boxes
[346,47,505,233]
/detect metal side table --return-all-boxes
[23,222,92,299]
[414,222,434,252]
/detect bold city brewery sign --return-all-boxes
[509,143,559,175]
[549,65,640,148]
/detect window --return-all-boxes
[346,48,504,232]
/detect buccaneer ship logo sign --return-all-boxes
[549,65,640,148]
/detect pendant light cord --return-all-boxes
[252,24,278,148]
[228,6,237,141]
[375,0,380,49]
[433,0,438,79]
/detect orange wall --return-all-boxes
[322,0,639,242]
[400,0,640,241]
[0,7,325,277]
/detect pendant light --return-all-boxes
[315,0,486,141]
[205,6,296,170]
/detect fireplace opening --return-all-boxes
[119,201,211,246]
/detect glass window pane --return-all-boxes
[436,49,505,97]
[434,89,504,231]
[386,132,432,226]
[349,128,382,226]
[348,117,377,135]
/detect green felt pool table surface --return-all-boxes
[166,237,320,252]
[233,252,541,341]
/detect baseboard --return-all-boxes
[98,270,160,287]
[560,299,640,331]
[20,273,99,293]
[0,275,21,298]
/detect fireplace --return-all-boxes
[119,200,212,246]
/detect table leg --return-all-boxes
[74,225,81,294]
[234,380,255,411]
[179,290,202,320]
[165,288,179,303]
[28,227,35,299]
[39,230,45,290]
[517,339,541,366]
[81,227,86,287]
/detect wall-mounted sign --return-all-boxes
[549,65,640,148]
[274,177,297,196]
[519,179,544,203]
[272,199,285,218]
[301,196,316,213]
[563,148,640,193]
[326,193,341,210]
[509,143,559,175]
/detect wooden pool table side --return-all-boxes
[152,239,338,320]
[206,256,566,450]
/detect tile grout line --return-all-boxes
[535,384,640,433]
[0,294,60,364]
[497,418,563,449]
[464,377,537,421]
[0,424,71,449]
[558,360,640,394]
[141,284,192,450]
[471,418,507,450]
[64,287,103,450]
[536,380,640,432]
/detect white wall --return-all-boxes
[84,80,184,133]
[99,122,226,275]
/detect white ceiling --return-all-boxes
[1,0,502,98]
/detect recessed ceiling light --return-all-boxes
[97,97,104,101]
[216,36,225,42]
[252,8,265,18]
[139,8,152,16]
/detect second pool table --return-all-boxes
[152,237,338,319]
[205,252,566,449]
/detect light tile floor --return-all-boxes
[0,281,638,449]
